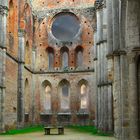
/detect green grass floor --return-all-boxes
[0,125,113,137]
[68,126,113,136]
[0,125,44,135]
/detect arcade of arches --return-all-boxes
[0,0,140,140]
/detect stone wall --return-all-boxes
[5,55,18,130]
[94,0,140,140]
[33,72,95,125]
[32,0,95,11]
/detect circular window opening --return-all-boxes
[51,13,80,41]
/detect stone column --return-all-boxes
[106,0,113,54]
[17,30,25,127]
[106,0,114,132]
[112,0,122,138]
[0,48,6,133]
[128,53,139,140]
[94,31,98,127]
[119,2,128,138]
[0,2,8,133]
[113,55,121,138]
[108,84,113,132]
[100,43,104,130]
[104,43,109,132]
[119,0,126,51]
[96,5,103,129]
[31,50,36,124]
[100,86,103,130]
[112,0,120,51]
[120,54,129,140]
[96,8,103,43]
[97,44,101,128]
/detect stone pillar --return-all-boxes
[31,50,36,124]
[0,2,8,133]
[0,49,6,133]
[17,30,25,127]
[112,0,120,51]
[119,0,126,50]
[113,55,121,138]
[120,54,129,140]
[104,43,109,132]
[97,43,101,129]
[108,84,113,132]
[96,5,103,129]
[119,1,129,137]
[112,0,122,138]
[128,53,139,140]
[106,0,114,133]
[106,0,113,54]
[94,31,98,127]
[100,43,104,130]
[100,86,103,130]
[96,8,103,43]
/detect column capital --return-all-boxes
[95,0,105,10]
[127,53,136,64]
[0,5,8,16]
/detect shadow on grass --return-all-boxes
[67,125,113,137]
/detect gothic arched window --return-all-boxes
[42,80,52,111]
[76,46,83,67]
[80,84,88,109]
[45,85,51,110]
[25,79,30,113]
[62,51,68,68]
[47,47,54,70]
[59,80,70,109]
[60,47,69,69]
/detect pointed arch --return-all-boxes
[42,80,52,111]
[25,41,30,65]
[9,0,15,34]
[59,79,70,110]
[78,79,89,109]
[46,47,54,70]
[60,47,69,69]
[24,3,32,38]
[75,46,83,67]
[24,78,30,113]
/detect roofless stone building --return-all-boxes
[0,0,140,140]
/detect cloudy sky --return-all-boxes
[52,15,80,41]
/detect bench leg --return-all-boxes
[58,128,64,135]
[45,129,50,135]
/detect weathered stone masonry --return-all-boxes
[0,0,140,140]
[95,0,140,140]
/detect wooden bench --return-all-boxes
[44,126,64,135]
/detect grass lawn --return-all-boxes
[68,126,113,136]
[0,125,44,135]
[0,125,113,137]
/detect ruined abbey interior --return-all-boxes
[0,0,140,140]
